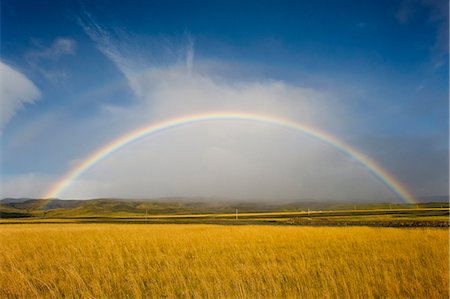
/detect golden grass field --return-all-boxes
[0,224,448,298]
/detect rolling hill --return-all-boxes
[1,197,448,219]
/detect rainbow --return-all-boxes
[42,112,416,203]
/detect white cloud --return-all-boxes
[61,124,395,201]
[0,61,41,131]
[185,33,194,75]
[26,38,76,62]
[26,37,76,82]
[76,12,141,82]
[35,18,400,201]
[1,12,443,201]
[0,15,408,201]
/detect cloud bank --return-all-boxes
[39,16,402,202]
[0,61,41,131]
[3,12,445,202]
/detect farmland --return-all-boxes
[0,224,448,298]
[2,199,448,298]
[1,198,448,227]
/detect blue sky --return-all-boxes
[1,0,448,200]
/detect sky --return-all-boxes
[0,0,448,201]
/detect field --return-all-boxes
[1,198,448,227]
[1,224,448,298]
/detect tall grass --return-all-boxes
[0,224,448,298]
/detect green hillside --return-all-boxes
[1,198,448,226]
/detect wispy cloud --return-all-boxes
[76,10,196,97]
[25,37,77,82]
[185,33,195,75]
[76,11,144,77]
[396,0,448,68]
[0,61,41,131]
[425,0,449,68]
[26,38,76,61]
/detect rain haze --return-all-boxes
[1,0,448,202]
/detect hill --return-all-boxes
[1,197,448,220]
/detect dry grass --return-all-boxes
[0,224,448,298]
